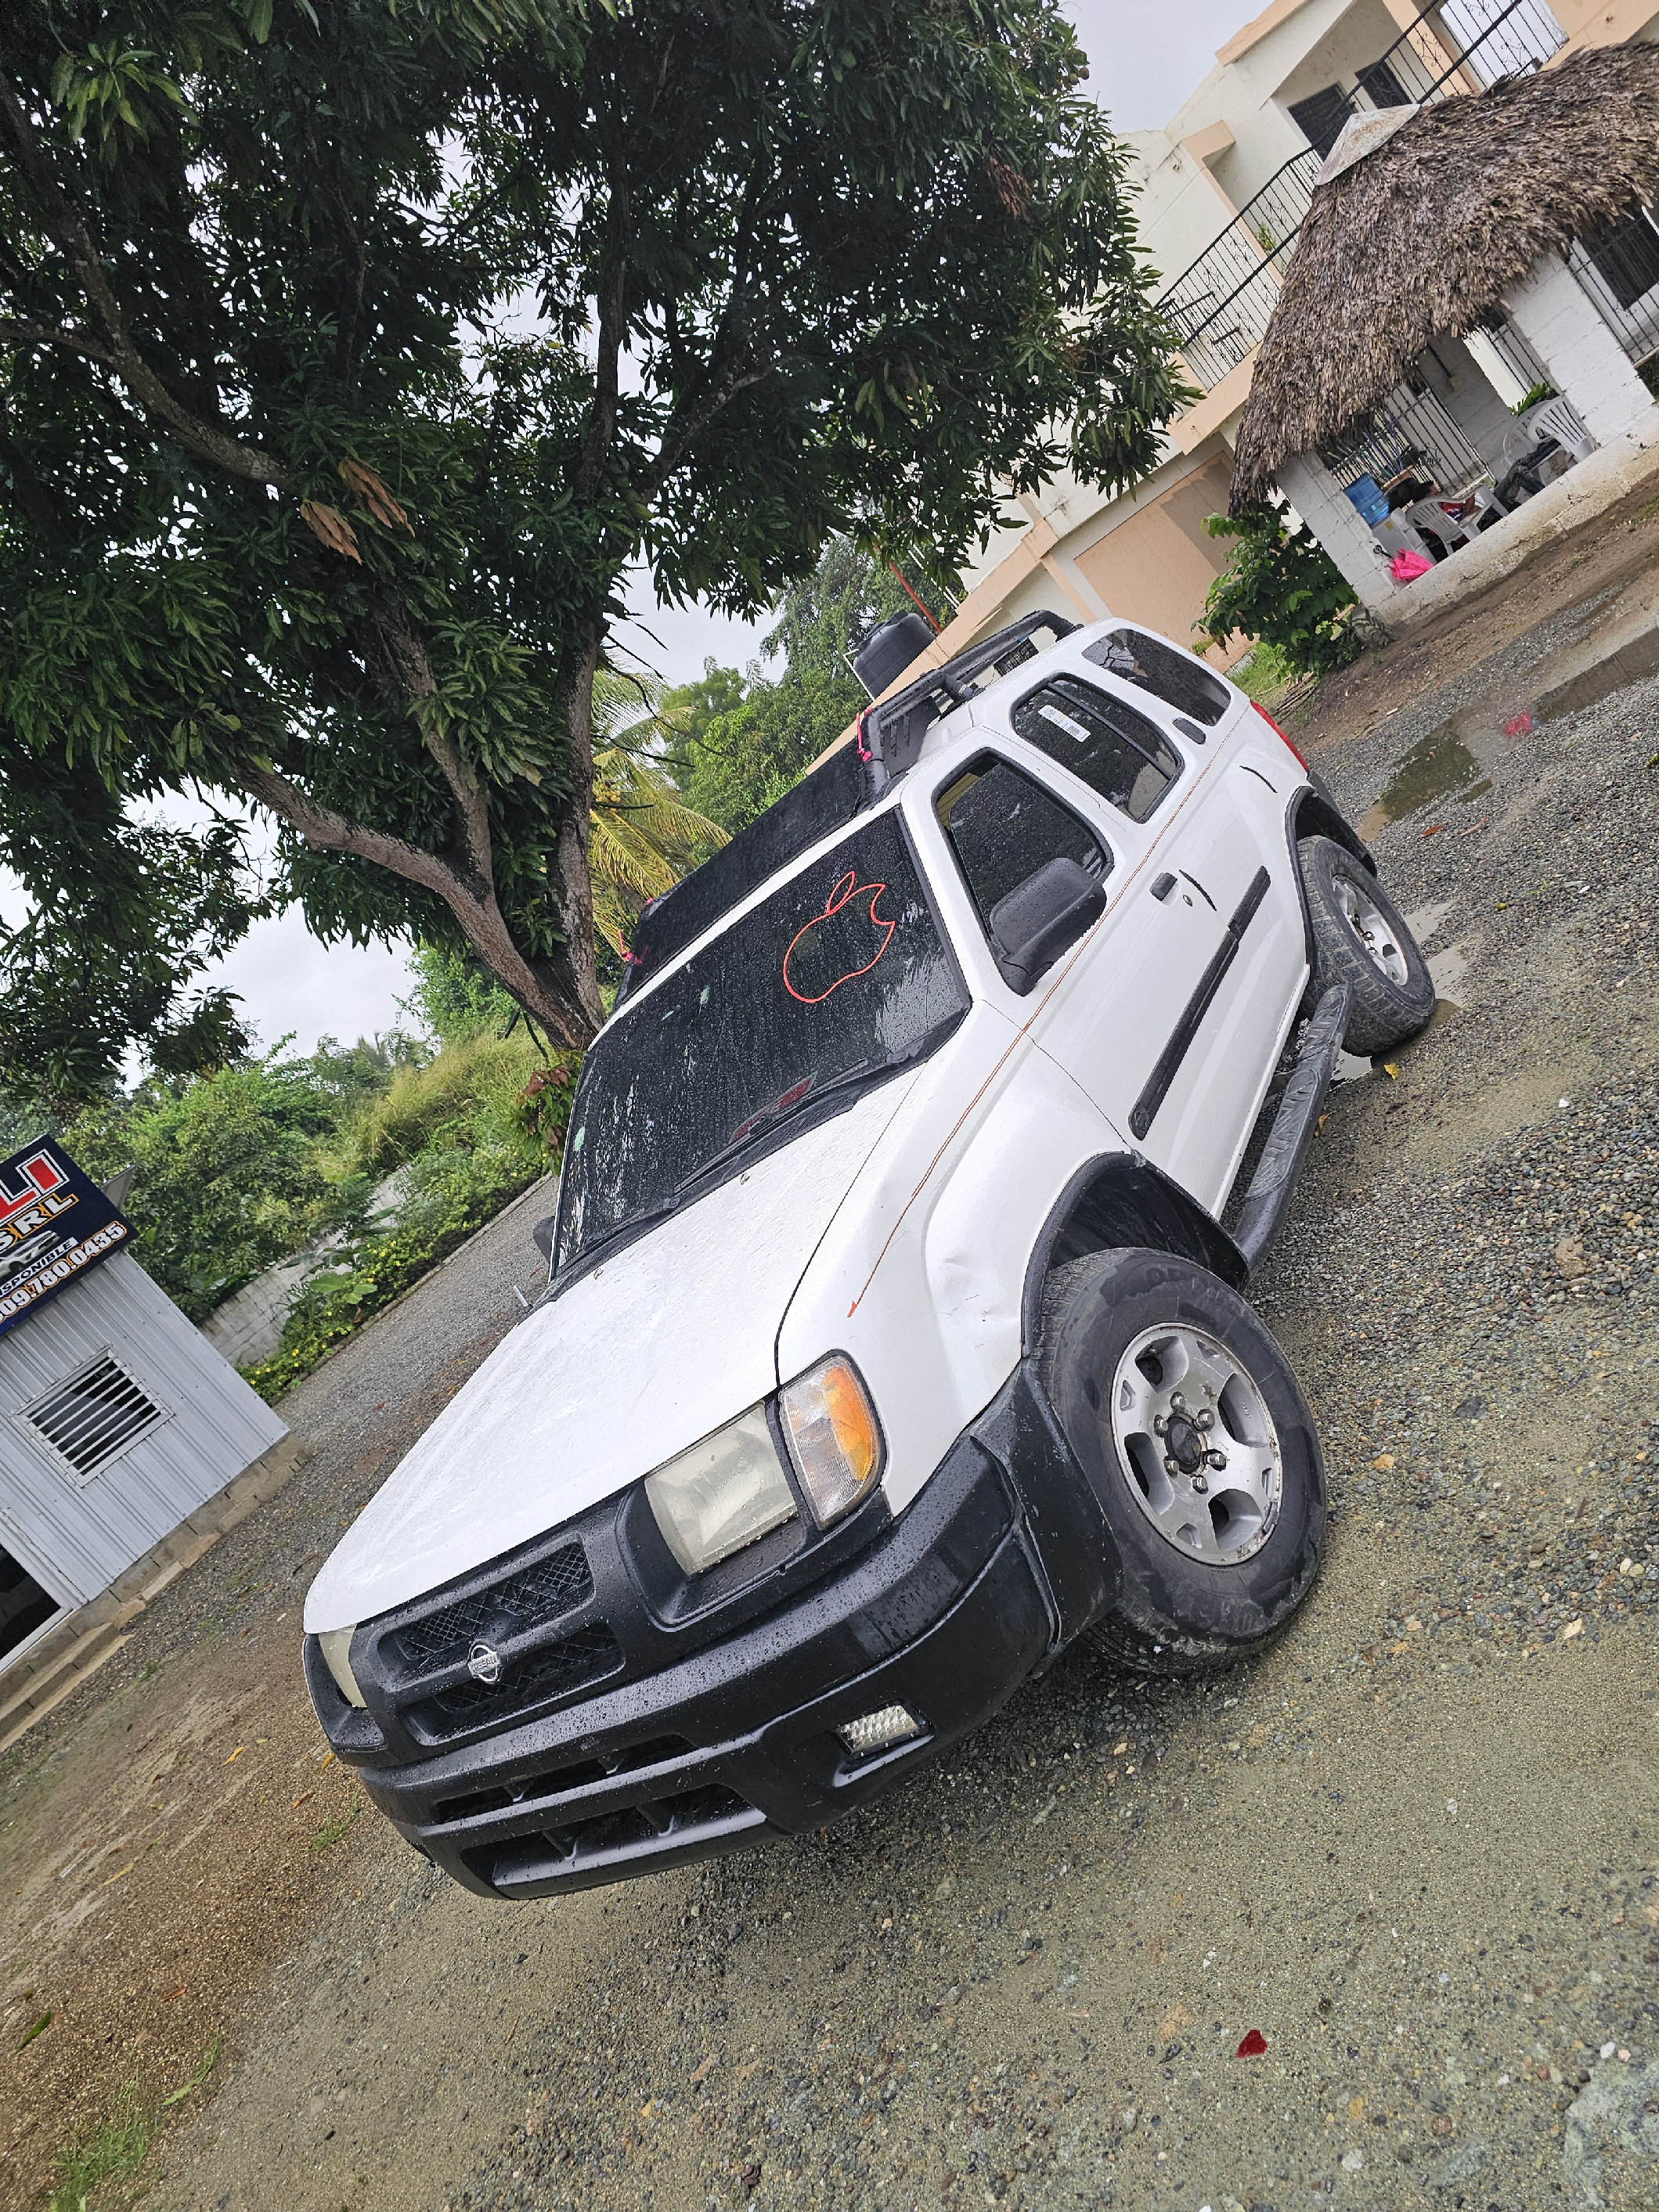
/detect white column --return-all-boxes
[1501,252,1656,448]
[1275,453,1402,621]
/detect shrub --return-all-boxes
[243,1141,553,1400]
[1196,506,1365,679]
[348,1030,552,1179]
[63,1056,348,1318]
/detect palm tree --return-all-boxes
[587,670,727,954]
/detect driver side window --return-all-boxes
[936,755,1111,993]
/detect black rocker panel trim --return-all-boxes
[1129,866,1271,1141]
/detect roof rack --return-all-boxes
[611,609,1079,1008]
[858,608,1079,786]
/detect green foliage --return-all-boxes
[48,2078,157,2212]
[1512,380,1557,415]
[402,943,520,1050]
[1228,639,1299,713]
[0,787,266,1117]
[667,538,931,834]
[1196,508,1365,680]
[587,668,727,946]
[349,1029,558,1177]
[244,1132,562,1400]
[1,0,1189,1074]
[63,1052,364,1318]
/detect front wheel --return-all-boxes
[1299,833,1435,1057]
[1038,1248,1325,1676]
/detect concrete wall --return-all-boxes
[1276,452,1404,618]
[1503,254,1657,448]
[1073,452,1240,653]
[1273,0,1416,117]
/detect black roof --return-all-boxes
[614,610,1077,1006]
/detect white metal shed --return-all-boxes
[0,1139,287,1676]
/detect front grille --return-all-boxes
[407,1621,623,1742]
[393,1543,593,1673]
[465,1782,761,1892]
[432,1733,692,1827]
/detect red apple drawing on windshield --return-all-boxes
[782,870,896,1004]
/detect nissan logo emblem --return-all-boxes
[467,1639,503,1685]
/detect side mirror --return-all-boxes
[532,1214,557,1266]
[988,856,1106,995]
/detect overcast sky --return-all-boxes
[15,0,1255,1069]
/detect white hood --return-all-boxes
[304,1078,914,1634]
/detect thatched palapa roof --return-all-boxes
[1229,42,1659,510]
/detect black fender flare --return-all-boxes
[1286,774,1376,971]
[1019,1151,1248,1356]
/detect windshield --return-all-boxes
[554,808,967,1271]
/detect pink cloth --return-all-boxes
[1391,549,1435,582]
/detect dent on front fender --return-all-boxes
[777,1012,1123,1518]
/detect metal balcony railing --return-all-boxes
[1156,0,1567,394]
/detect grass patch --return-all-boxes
[1228,639,1300,712]
[48,2081,156,2212]
[312,1793,364,1854]
[46,2042,222,2211]
[160,2037,222,2109]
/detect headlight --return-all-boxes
[781,1355,882,1526]
[645,1405,798,1575]
[319,1627,366,1709]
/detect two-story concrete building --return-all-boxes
[885,0,1659,699]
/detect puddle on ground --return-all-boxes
[1427,942,1470,1000]
[1329,997,1462,1086]
[1358,584,1659,842]
[1358,726,1484,837]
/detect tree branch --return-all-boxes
[239,759,478,906]
[637,149,780,499]
[0,70,292,490]
[641,357,776,499]
[572,81,631,506]
[240,756,594,1047]
[0,315,114,362]
[370,606,496,895]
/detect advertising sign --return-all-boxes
[0,1140,130,1339]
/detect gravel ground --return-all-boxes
[9,633,1659,2212]
[0,1180,551,2203]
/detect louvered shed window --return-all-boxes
[22,1353,168,1482]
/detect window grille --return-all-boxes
[1318,381,1491,499]
[1569,210,1659,369]
[21,1353,168,1483]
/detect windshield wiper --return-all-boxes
[563,1190,686,1276]
[673,1057,893,1198]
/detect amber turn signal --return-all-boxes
[780,1356,883,1526]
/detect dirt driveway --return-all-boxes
[4,613,1659,2212]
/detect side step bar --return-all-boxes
[1232,983,1351,1274]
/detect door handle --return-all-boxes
[1150,873,1175,902]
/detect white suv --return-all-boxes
[303,611,1434,1900]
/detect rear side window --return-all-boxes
[1084,627,1232,728]
[1012,675,1183,822]
[936,755,1109,938]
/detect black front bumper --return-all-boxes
[312,1368,1120,1898]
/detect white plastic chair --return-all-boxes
[1520,395,1595,462]
[1371,512,1431,563]
[1402,485,1502,557]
